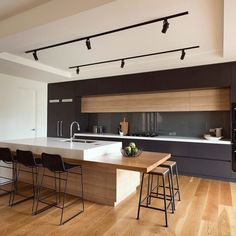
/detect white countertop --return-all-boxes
[74,133,231,145]
[0,137,122,160]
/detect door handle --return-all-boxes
[57,121,60,137]
[60,121,63,137]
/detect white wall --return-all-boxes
[0,73,47,140]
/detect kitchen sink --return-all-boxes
[62,139,96,143]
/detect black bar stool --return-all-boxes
[160,160,181,211]
[35,152,84,225]
[0,148,16,205]
[137,167,174,227]
[11,149,42,214]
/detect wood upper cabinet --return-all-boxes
[81,88,230,113]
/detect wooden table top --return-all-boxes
[67,151,171,173]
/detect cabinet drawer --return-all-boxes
[171,156,231,178]
[185,143,231,160]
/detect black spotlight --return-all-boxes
[180,49,186,60]
[76,67,80,74]
[33,51,38,61]
[162,19,169,34]
[121,59,125,68]
[86,38,91,50]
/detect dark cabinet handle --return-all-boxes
[60,121,63,137]
[57,121,60,137]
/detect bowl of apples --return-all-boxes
[121,142,142,157]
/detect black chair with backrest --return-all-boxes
[0,147,16,205]
[35,152,84,225]
[11,149,42,214]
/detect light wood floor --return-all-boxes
[0,175,236,236]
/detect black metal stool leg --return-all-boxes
[146,174,151,206]
[175,164,181,201]
[156,175,160,197]
[54,172,59,204]
[162,174,168,227]
[9,162,16,206]
[60,172,69,225]
[136,173,144,220]
[35,168,45,214]
[169,166,175,211]
[148,174,154,205]
[167,172,174,213]
[80,169,85,211]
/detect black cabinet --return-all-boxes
[47,97,88,138]
[47,100,76,138]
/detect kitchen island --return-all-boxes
[0,137,170,206]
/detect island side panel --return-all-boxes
[116,169,140,205]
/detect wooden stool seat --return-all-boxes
[161,160,176,167]
[150,167,169,175]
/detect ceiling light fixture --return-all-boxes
[32,51,38,61]
[76,67,80,74]
[69,45,199,73]
[180,49,186,60]
[86,38,91,50]
[162,19,169,34]
[121,59,125,68]
[25,11,188,54]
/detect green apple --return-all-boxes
[129,142,136,149]
[125,146,131,155]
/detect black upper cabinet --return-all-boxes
[47,97,88,138]
[47,100,76,138]
[48,82,75,99]
[49,62,233,98]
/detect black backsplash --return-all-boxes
[87,111,230,138]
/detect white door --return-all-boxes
[0,87,36,180]
[0,87,36,140]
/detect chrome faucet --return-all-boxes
[70,121,80,139]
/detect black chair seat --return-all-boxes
[64,162,80,170]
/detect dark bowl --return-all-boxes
[121,149,142,157]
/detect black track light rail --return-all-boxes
[69,45,200,70]
[25,11,188,54]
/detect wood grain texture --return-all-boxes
[0,176,235,235]
[81,88,230,113]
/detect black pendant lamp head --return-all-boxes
[121,59,125,68]
[180,49,186,60]
[162,19,169,34]
[33,50,38,61]
[86,38,91,50]
[76,67,80,74]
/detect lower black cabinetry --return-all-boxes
[171,156,231,179]
[78,135,234,180]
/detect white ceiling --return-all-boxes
[0,0,235,83]
[0,0,51,21]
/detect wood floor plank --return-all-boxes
[230,182,236,207]
[0,176,235,236]
[220,181,232,206]
[202,180,220,221]
[179,179,209,236]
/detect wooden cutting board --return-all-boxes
[120,118,128,135]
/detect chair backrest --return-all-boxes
[0,148,13,162]
[16,149,36,167]
[41,153,65,172]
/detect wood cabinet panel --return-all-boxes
[81,88,230,113]
[190,89,230,111]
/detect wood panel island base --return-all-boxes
[0,138,171,206]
